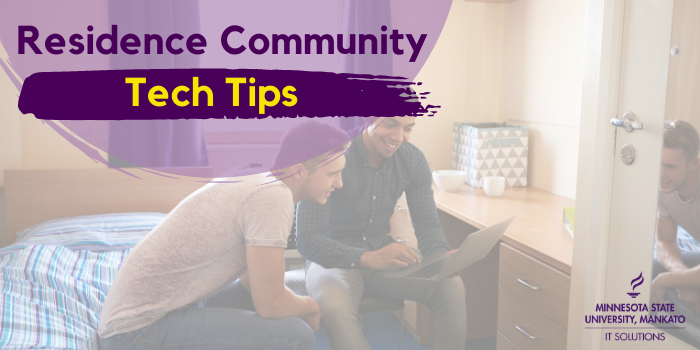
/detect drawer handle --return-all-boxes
[517,278,539,290]
[395,206,408,211]
[515,325,537,340]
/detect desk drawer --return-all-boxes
[393,193,412,227]
[499,243,570,328]
[497,331,522,350]
[498,288,566,350]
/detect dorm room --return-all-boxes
[3,0,700,349]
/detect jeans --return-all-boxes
[651,251,700,348]
[306,262,467,350]
[99,281,315,350]
[652,251,700,313]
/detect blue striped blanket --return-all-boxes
[653,226,700,259]
[0,213,165,350]
[676,226,700,252]
[3,213,166,256]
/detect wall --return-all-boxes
[0,56,21,246]
[410,1,505,171]
[0,1,110,180]
[666,0,700,126]
[0,2,109,243]
[0,39,23,188]
[412,0,585,200]
[499,0,586,199]
[0,0,110,182]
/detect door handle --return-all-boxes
[610,112,644,132]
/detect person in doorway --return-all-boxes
[652,120,700,313]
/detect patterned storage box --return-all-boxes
[452,122,529,188]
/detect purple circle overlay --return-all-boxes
[0,0,451,178]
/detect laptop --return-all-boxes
[383,216,516,281]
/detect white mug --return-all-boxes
[480,176,506,197]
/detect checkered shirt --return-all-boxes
[295,136,452,269]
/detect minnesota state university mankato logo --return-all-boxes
[628,272,644,298]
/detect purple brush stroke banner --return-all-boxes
[0,0,453,179]
[18,69,438,121]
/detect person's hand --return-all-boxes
[302,297,321,331]
[650,274,668,304]
[360,243,422,270]
[678,288,700,315]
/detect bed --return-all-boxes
[3,168,700,349]
[1,168,207,350]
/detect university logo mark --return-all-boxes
[627,272,644,298]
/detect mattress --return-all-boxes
[0,213,165,350]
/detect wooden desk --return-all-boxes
[434,184,575,349]
[432,184,574,274]
[394,184,574,346]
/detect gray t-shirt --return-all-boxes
[98,173,293,338]
[658,173,700,239]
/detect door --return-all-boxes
[570,0,697,349]
[602,0,686,349]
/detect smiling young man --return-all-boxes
[296,117,466,350]
[652,120,700,313]
[98,121,349,350]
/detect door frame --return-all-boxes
[568,0,696,349]
[568,0,645,349]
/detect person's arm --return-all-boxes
[652,214,700,313]
[404,152,452,257]
[241,186,319,329]
[246,246,320,330]
[651,266,700,313]
[656,217,687,272]
[296,190,420,270]
[654,267,700,291]
[295,199,368,268]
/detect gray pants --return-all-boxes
[306,262,467,350]
[100,281,315,350]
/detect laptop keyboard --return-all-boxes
[404,256,453,278]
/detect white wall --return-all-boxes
[504,120,580,198]
[0,71,22,188]
[0,2,110,177]
[0,52,21,246]
[0,2,109,242]
[411,1,505,171]
[0,1,109,184]
[412,0,585,199]
[500,0,586,199]
[666,0,700,126]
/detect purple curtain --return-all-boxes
[338,0,393,131]
[107,0,208,168]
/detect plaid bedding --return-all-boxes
[0,246,131,350]
[0,213,164,350]
[1,213,165,257]
[677,226,700,252]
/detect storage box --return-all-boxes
[452,122,529,188]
